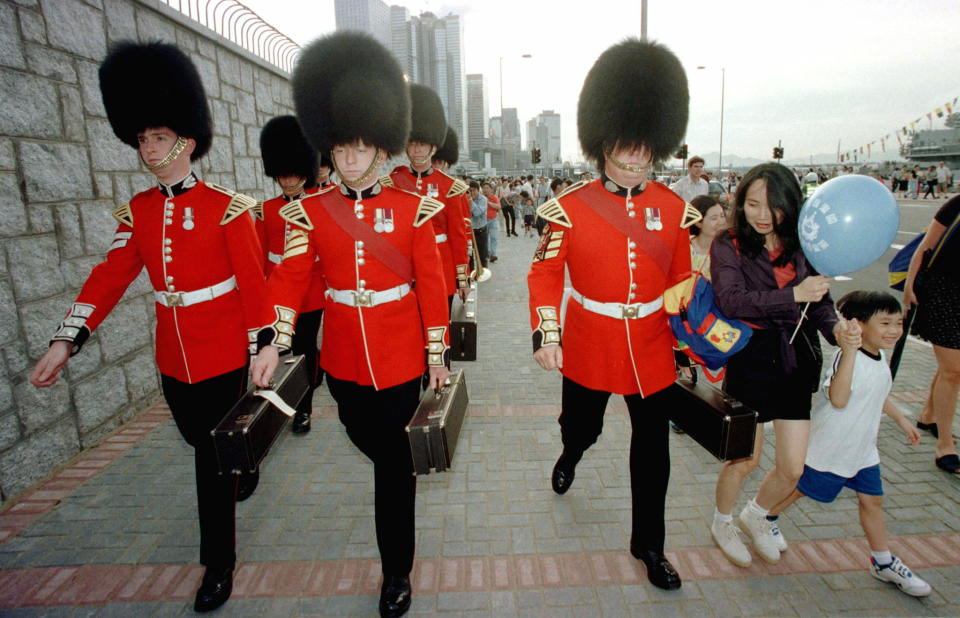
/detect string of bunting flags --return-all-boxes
[838,96,958,163]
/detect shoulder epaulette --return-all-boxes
[207,183,258,225]
[557,180,588,198]
[252,200,264,221]
[414,196,445,227]
[446,177,468,197]
[278,199,314,230]
[536,198,572,227]
[680,201,703,229]
[379,175,394,187]
[111,203,133,228]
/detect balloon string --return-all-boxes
[789,302,810,345]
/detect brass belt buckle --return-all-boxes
[352,290,373,307]
[621,304,638,319]
[165,292,184,307]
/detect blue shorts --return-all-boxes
[796,464,883,503]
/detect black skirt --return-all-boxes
[912,270,960,350]
[723,328,819,423]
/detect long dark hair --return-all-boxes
[732,163,803,266]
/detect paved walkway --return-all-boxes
[2,222,960,616]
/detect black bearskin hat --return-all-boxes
[409,84,447,146]
[259,116,318,186]
[434,126,459,166]
[292,32,409,156]
[577,38,688,166]
[98,41,212,160]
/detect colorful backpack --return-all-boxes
[664,272,753,371]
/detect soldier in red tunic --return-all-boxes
[28,42,266,612]
[389,85,470,306]
[250,32,450,618]
[527,39,700,590]
[432,126,459,172]
[257,115,325,433]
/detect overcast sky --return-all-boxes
[241,0,960,164]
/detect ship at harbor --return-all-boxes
[902,114,960,167]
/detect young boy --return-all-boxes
[768,290,931,597]
[520,192,535,237]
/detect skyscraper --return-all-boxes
[537,110,562,165]
[466,74,488,161]
[334,0,391,50]
[390,9,468,150]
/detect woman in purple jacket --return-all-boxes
[706,163,845,568]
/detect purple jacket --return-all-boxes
[710,231,837,372]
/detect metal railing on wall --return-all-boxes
[160,0,300,73]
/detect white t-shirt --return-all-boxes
[803,171,819,184]
[669,175,709,202]
[937,165,950,183]
[805,348,891,478]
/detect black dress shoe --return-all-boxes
[292,410,312,434]
[379,574,411,617]
[236,468,259,502]
[917,420,939,438]
[194,565,233,612]
[631,547,682,590]
[551,456,576,495]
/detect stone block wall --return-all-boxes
[0,0,296,502]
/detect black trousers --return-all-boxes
[474,226,489,268]
[292,308,323,417]
[161,366,248,570]
[559,377,673,553]
[327,374,421,576]
[502,205,517,235]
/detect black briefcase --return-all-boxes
[450,284,478,361]
[669,374,758,461]
[212,355,310,475]
[406,369,469,474]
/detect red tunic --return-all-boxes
[389,167,470,294]
[527,179,695,396]
[257,191,325,313]
[263,183,450,390]
[52,177,267,383]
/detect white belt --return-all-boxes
[267,251,282,264]
[326,283,411,308]
[435,234,448,243]
[569,287,663,320]
[155,276,237,308]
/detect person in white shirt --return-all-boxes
[669,155,709,201]
[803,168,819,184]
[937,161,951,195]
[765,291,931,598]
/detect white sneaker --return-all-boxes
[769,518,788,552]
[738,506,781,564]
[710,520,752,567]
[870,556,932,597]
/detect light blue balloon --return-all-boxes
[798,175,899,277]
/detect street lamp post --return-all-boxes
[697,66,725,178]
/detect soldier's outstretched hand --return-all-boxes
[534,345,563,371]
[251,345,279,388]
[30,341,72,387]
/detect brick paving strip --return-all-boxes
[1,534,960,608]
[0,404,171,544]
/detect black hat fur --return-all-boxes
[260,116,318,185]
[577,38,688,165]
[409,84,447,146]
[292,32,409,156]
[98,41,212,160]
[434,126,459,166]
